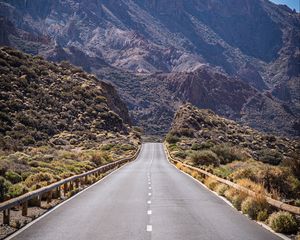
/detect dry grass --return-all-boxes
[204,177,219,190]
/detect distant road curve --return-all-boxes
[9,143,281,240]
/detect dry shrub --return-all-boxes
[237,178,265,195]
[204,177,218,190]
[241,196,269,219]
[215,184,229,196]
[176,162,183,170]
[232,192,248,210]
[224,188,236,201]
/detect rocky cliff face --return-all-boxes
[0,0,299,136]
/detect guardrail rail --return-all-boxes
[164,143,300,216]
[0,146,141,225]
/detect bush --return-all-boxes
[89,151,105,166]
[224,188,236,201]
[241,197,268,219]
[232,192,247,210]
[0,176,12,201]
[230,168,255,181]
[257,209,269,222]
[212,144,247,164]
[268,211,298,234]
[256,166,296,198]
[165,133,179,144]
[204,177,218,190]
[258,149,282,165]
[215,184,229,196]
[191,143,201,150]
[190,150,220,167]
[237,178,265,195]
[24,172,54,188]
[213,166,232,179]
[7,183,28,198]
[5,170,22,184]
[174,151,187,159]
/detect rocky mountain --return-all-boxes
[0,0,299,136]
[0,46,132,151]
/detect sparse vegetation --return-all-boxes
[0,47,141,203]
[166,104,300,234]
[166,104,300,203]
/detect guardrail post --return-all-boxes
[69,181,74,191]
[36,195,41,207]
[3,209,10,225]
[56,186,61,198]
[75,179,79,189]
[22,201,28,216]
[84,175,88,184]
[47,191,52,204]
[64,183,68,196]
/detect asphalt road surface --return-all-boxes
[10,143,281,240]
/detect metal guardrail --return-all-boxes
[164,143,300,216]
[0,146,141,224]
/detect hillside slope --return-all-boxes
[0,47,134,150]
[0,47,141,207]
[166,104,300,201]
[0,0,299,137]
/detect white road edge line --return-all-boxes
[165,147,291,240]
[5,153,141,240]
[146,225,152,232]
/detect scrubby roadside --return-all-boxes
[0,47,142,238]
[165,104,300,237]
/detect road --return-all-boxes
[10,143,281,240]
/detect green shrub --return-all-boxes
[119,144,135,151]
[5,170,22,184]
[165,133,180,144]
[0,176,12,201]
[101,144,115,151]
[257,209,269,222]
[268,211,298,234]
[190,150,220,167]
[212,144,246,164]
[258,149,282,165]
[174,151,187,159]
[191,143,201,150]
[7,183,28,198]
[241,197,268,219]
[213,166,232,179]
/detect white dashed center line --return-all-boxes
[147,200,151,204]
[147,225,152,232]
[147,210,152,215]
[148,192,152,196]
[149,187,152,190]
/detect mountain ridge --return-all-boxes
[0,0,299,137]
